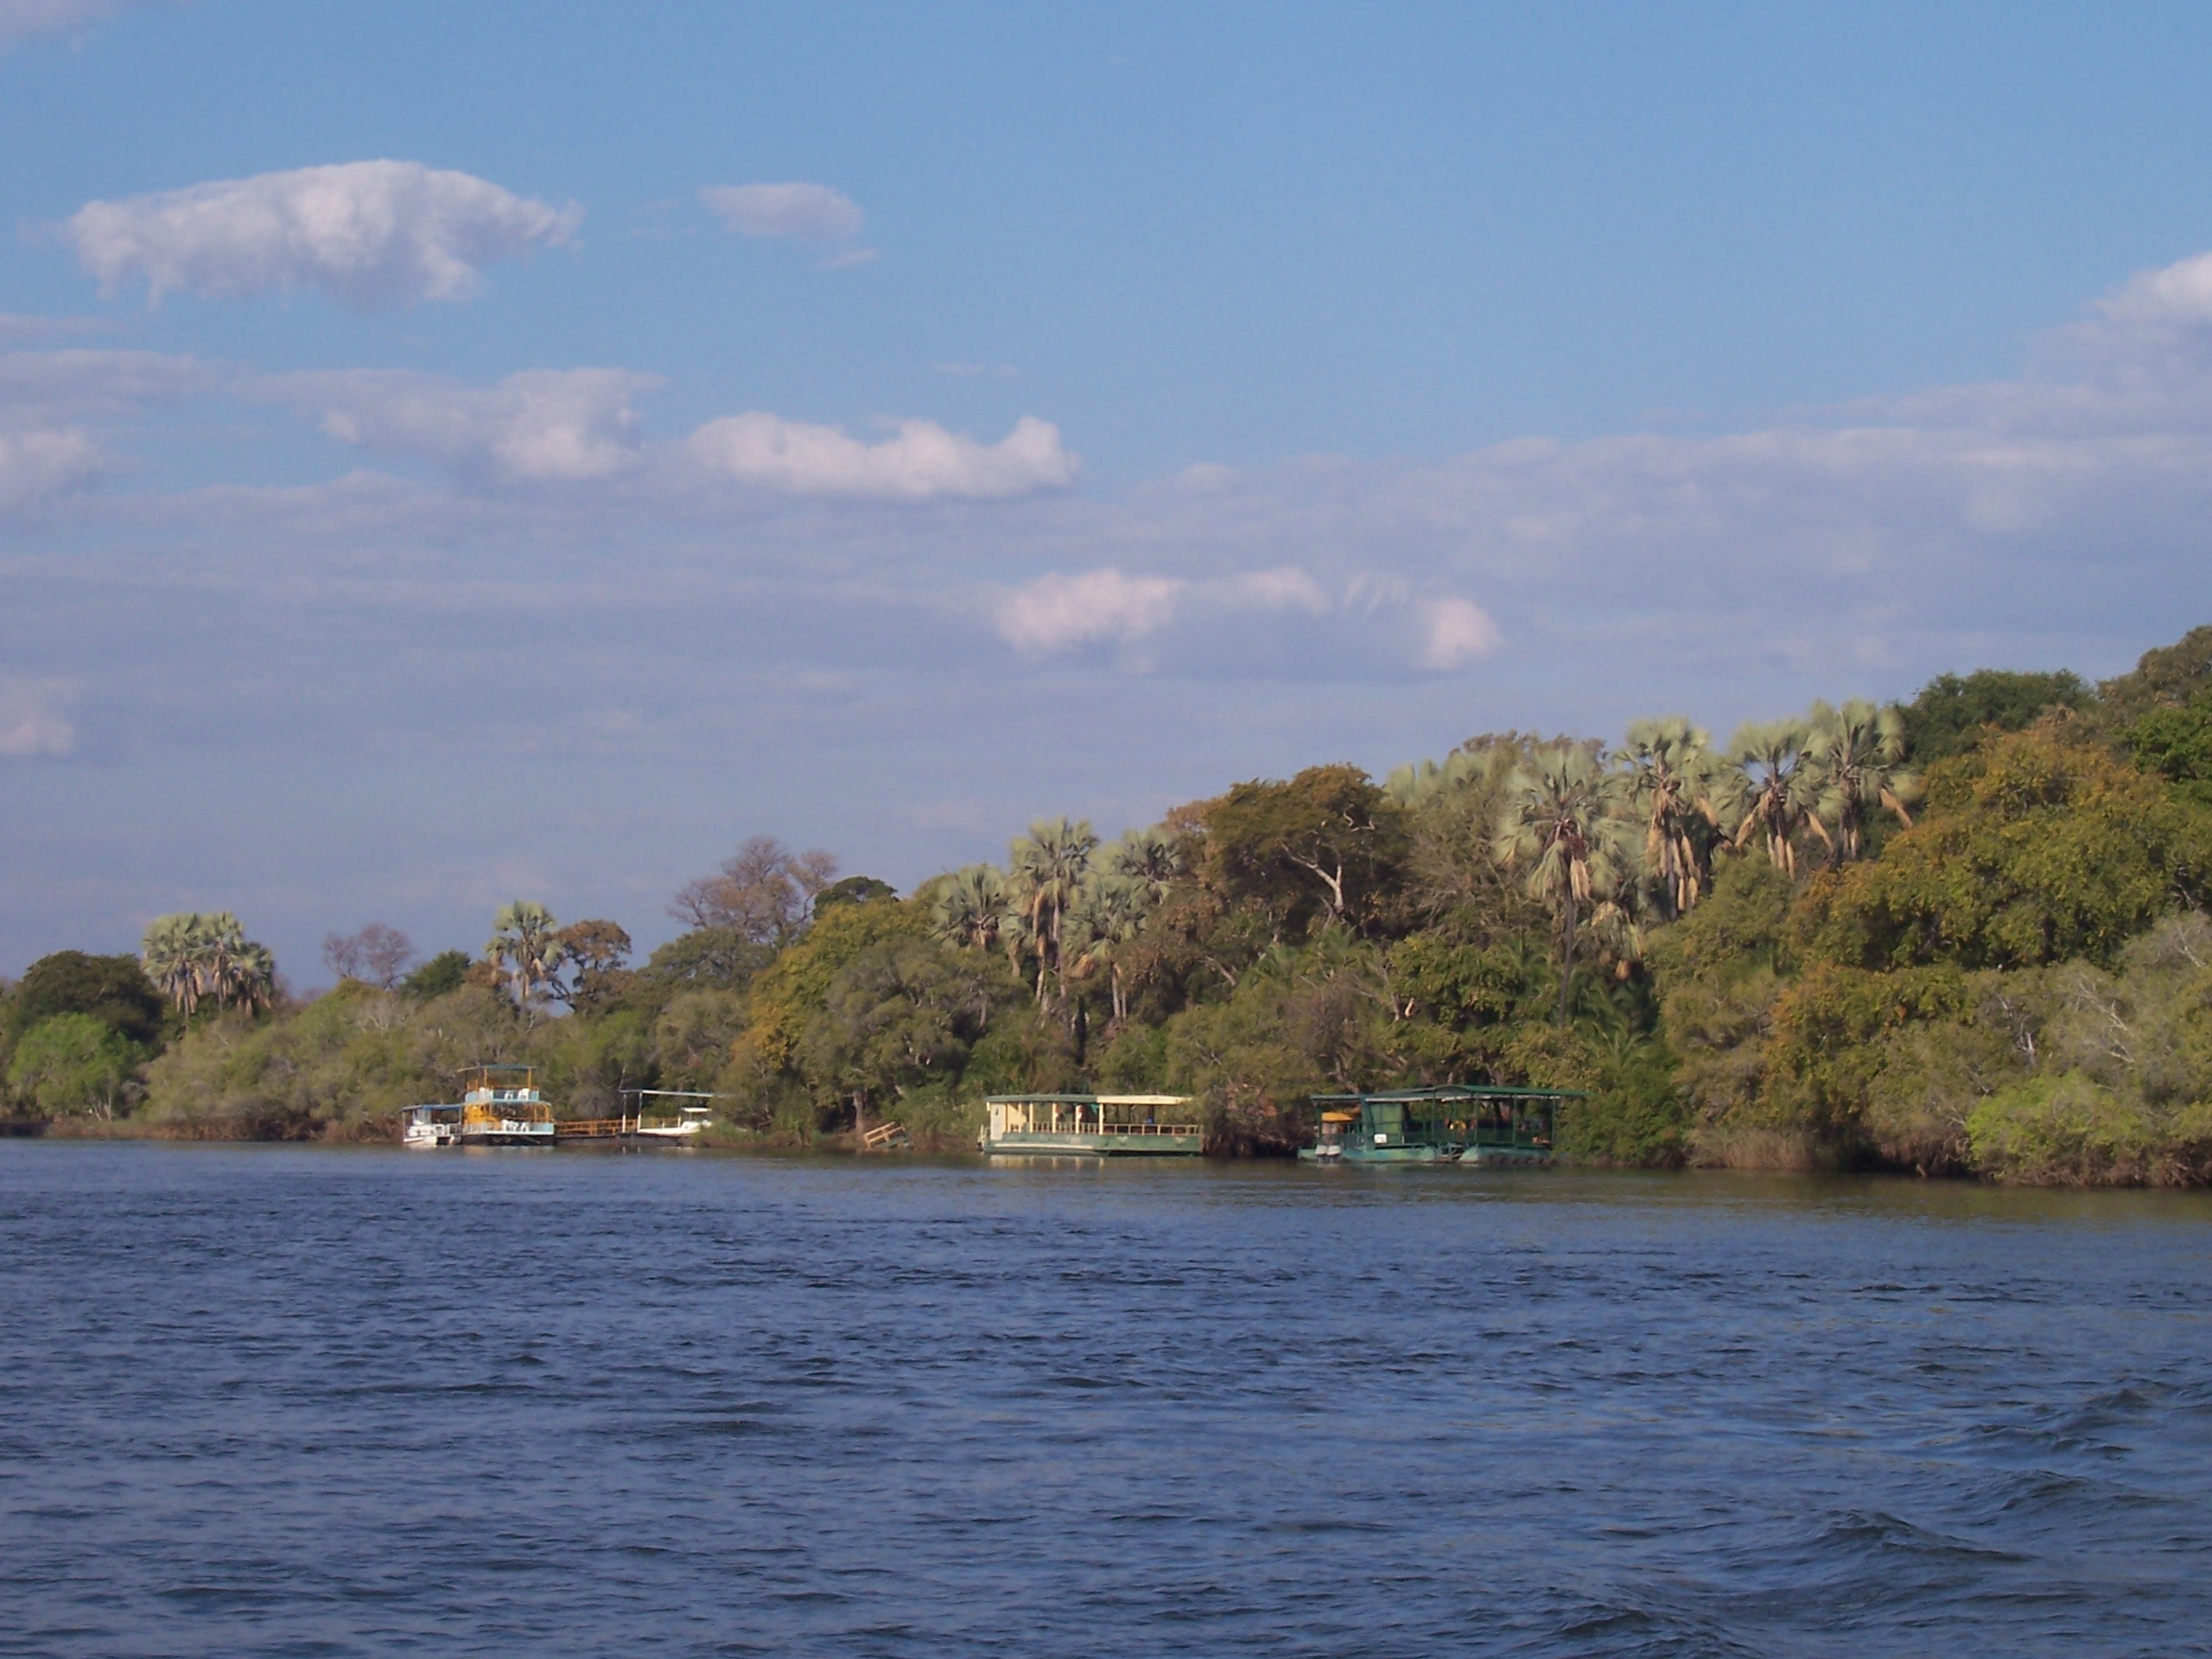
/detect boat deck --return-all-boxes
[982,1094,1202,1156]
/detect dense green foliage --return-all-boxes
[2122,690,2212,807]
[9,1013,145,1118]
[5,951,166,1048]
[21,626,2212,1185]
[1900,669,2091,766]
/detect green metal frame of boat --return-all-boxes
[981,1094,1203,1156]
[1299,1084,1578,1166]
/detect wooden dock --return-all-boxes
[550,1116,701,1142]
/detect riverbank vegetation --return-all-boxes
[6,626,2211,1184]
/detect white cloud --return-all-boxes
[60,162,582,310]
[0,678,76,757]
[700,182,865,242]
[1418,597,1503,670]
[990,564,1337,657]
[0,429,102,515]
[2095,250,2212,328]
[994,569,1185,654]
[263,368,658,481]
[687,412,1077,499]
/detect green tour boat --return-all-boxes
[981,1094,1203,1156]
[1300,1085,1574,1166]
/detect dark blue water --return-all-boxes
[3,1146,2211,1656]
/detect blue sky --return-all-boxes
[4,1,2212,981]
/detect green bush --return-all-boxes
[8,1014,144,1118]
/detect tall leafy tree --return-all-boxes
[8,1014,142,1119]
[5,952,164,1047]
[1902,668,2091,764]
[1199,765,1408,938]
[1622,715,1718,918]
[1491,745,1637,1025]
[550,918,632,1008]
[1805,699,1917,864]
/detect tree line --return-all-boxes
[5,626,2209,1183]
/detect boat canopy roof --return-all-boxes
[985,1093,1191,1106]
[1311,1084,1586,1103]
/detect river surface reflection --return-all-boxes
[3,1145,2210,1656]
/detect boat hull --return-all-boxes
[1336,1141,1446,1165]
[1459,1143,1553,1166]
[457,1120,556,1147]
[982,1130,1201,1157]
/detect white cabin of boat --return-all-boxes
[981,1094,1202,1156]
[400,1103,464,1148]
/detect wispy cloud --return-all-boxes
[0,429,102,516]
[687,412,1077,500]
[991,565,1344,658]
[0,0,169,50]
[993,568,1185,654]
[700,181,863,242]
[699,181,877,268]
[0,677,77,757]
[0,348,214,421]
[58,162,582,310]
[259,367,660,482]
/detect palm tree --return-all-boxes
[1068,870,1153,1025]
[486,900,567,1009]
[1108,827,1184,904]
[1007,817,1098,1009]
[224,941,277,1014]
[141,912,276,1015]
[1622,715,1719,918]
[1491,745,1637,1026]
[931,864,1010,951]
[1805,699,1917,864]
[142,912,210,1014]
[1723,721,1824,875]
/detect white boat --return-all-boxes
[631,1104,715,1140]
[400,1103,463,1148]
[399,1065,555,1147]
[458,1065,556,1146]
[616,1090,718,1140]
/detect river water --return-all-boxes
[3,1146,2210,1656]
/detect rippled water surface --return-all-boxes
[4,1146,2212,1656]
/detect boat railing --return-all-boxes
[1005,1121,1201,1138]
[462,1102,553,1126]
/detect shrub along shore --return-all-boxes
[8,626,2212,1185]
